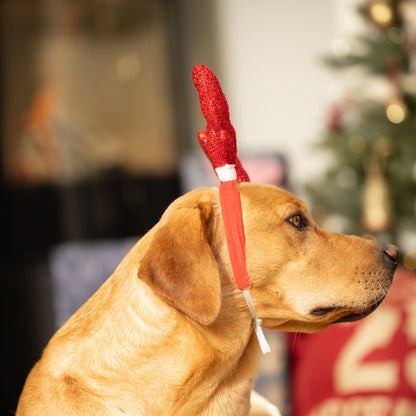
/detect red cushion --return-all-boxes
[288,268,416,416]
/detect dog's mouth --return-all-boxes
[311,297,385,324]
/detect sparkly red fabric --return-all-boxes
[192,65,250,182]
[192,64,250,290]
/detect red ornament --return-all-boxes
[327,103,343,132]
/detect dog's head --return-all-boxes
[139,184,399,333]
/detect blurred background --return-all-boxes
[1,0,415,414]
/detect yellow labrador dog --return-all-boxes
[17,184,399,415]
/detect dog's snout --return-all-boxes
[382,243,400,265]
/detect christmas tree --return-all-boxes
[307,0,416,270]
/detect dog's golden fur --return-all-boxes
[17,184,398,415]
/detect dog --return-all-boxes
[17,183,399,415]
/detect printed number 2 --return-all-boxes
[335,305,416,394]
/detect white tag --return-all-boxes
[243,288,271,355]
[254,319,271,355]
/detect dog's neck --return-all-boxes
[39,233,261,415]
[120,265,260,414]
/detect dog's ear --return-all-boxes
[139,200,222,325]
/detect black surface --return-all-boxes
[0,171,180,413]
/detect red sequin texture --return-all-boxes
[235,157,250,183]
[192,65,249,182]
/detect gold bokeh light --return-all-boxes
[386,101,407,124]
[370,2,393,27]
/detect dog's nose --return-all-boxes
[383,244,400,265]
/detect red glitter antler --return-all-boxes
[192,64,270,354]
[192,65,249,182]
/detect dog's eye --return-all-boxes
[288,214,307,230]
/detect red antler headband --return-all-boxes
[192,64,270,354]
